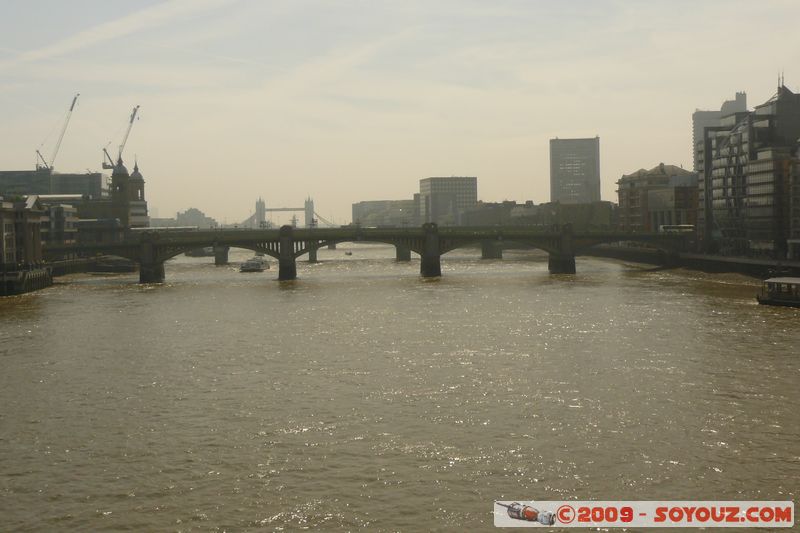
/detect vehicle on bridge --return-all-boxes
[658,224,694,234]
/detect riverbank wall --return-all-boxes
[583,245,800,278]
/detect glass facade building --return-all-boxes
[691,92,747,171]
[697,85,800,256]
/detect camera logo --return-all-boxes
[495,502,556,526]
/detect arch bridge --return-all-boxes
[44,224,690,283]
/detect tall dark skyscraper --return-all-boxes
[549,137,601,204]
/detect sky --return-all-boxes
[1,0,799,225]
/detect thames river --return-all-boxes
[1,246,798,531]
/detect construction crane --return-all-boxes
[36,93,79,171]
[103,105,140,169]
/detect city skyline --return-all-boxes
[1,0,799,224]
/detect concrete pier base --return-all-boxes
[396,245,411,261]
[420,223,442,277]
[279,225,297,280]
[307,248,318,262]
[327,242,337,250]
[420,254,441,277]
[139,262,165,283]
[548,254,576,274]
[214,245,229,265]
[279,258,297,280]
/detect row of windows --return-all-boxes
[747,184,775,195]
[711,203,777,215]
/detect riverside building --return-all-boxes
[697,84,800,257]
[616,164,698,232]
[692,92,747,171]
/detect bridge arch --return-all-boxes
[291,238,424,259]
[155,243,280,264]
[438,238,559,256]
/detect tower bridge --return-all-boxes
[240,197,335,228]
[44,224,690,284]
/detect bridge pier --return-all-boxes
[279,225,297,280]
[481,241,503,259]
[139,261,165,283]
[307,247,318,263]
[327,242,336,250]
[420,223,441,277]
[396,244,411,261]
[547,224,575,274]
[548,253,576,274]
[548,224,575,274]
[213,244,229,265]
[139,239,165,283]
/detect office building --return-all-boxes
[0,195,44,267]
[789,146,800,259]
[697,84,800,256]
[692,92,747,171]
[617,163,698,232]
[40,202,79,245]
[418,177,478,225]
[0,168,105,199]
[352,200,416,227]
[549,137,601,204]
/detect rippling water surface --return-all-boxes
[1,246,798,531]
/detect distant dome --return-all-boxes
[112,158,129,177]
[130,162,143,180]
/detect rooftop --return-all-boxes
[620,163,694,180]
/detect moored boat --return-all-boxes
[756,277,800,307]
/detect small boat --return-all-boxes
[345,251,353,256]
[240,256,268,273]
[756,277,800,307]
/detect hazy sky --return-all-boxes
[1,0,799,224]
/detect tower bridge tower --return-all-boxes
[255,198,266,228]
[304,197,315,228]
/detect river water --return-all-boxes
[1,246,798,531]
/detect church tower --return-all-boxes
[110,158,131,227]
[127,161,149,227]
[129,161,145,202]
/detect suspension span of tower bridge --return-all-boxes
[240,198,336,228]
[44,224,689,283]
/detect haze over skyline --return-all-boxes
[1,0,799,225]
